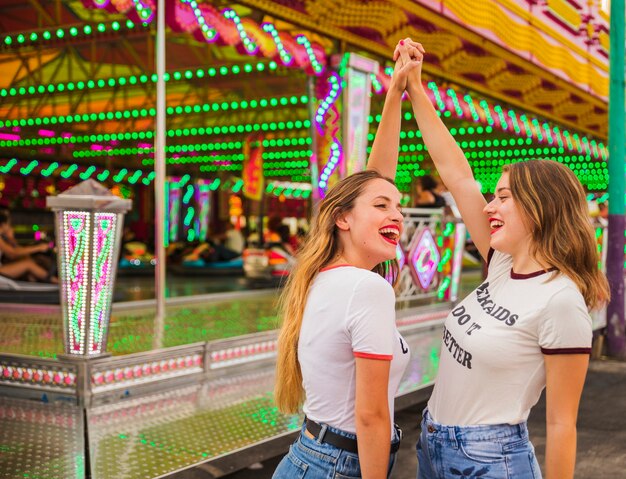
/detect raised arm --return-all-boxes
[367,42,420,180]
[398,40,492,260]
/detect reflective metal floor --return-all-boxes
[0,321,442,479]
[0,397,85,479]
[0,291,280,358]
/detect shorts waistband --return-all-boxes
[302,418,401,454]
[422,409,528,442]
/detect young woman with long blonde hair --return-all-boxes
[397,39,609,479]
[272,41,424,479]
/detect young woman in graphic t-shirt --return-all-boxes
[396,39,610,478]
[272,42,423,479]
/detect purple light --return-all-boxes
[91,144,104,151]
[61,132,73,138]
[0,133,20,141]
[38,129,55,137]
[138,142,151,149]
[409,228,440,290]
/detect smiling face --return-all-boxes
[336,178,404,269]
[483,173,533,256]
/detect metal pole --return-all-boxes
[153,0,166,349]
[606,0,626,358]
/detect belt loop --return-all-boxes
[317,423,328,444]
[518,423,526,438]
[447,427,458,449]
[394,423,403,442]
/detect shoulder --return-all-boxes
[538,277,592,350]
[544,277,588,313]
[486,248,512,276]
[358,268,393,287]
[328,268,395,302]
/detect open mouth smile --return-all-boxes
[379,225,400,245]
[489,218,504,235]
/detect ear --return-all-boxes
[335,212,350,231]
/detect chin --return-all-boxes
[490,241,512,256]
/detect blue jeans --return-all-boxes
[273,422,400,478]
[417,409,542,479]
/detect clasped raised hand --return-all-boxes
[390,38,425,95]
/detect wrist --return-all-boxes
[386,86,404,99]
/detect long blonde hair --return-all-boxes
[274,170,398,413]
[504,160,609,309]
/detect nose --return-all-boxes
[391,208,404,226]
[483,198,495,215]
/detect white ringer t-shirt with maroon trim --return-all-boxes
[298,265,410,437]
[428,249,592,426]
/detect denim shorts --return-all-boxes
[272,421,400,479]
[417,409,542,479]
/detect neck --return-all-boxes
[329,251,376,271]
[511,248,550,274]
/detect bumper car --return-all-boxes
[118,242,156,276]
[242,244,295,284]
[170,256,244,276]
[0,274,59,304]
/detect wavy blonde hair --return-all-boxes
[274,170,398,414]
[504,160,609,309]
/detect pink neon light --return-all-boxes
[0,133,20,141]
[38,129,55,137]
[91,144,104,151]
[61,132,73,138]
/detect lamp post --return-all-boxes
[47,179,131,357]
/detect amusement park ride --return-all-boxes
[0,0,614,478]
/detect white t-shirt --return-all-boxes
[299,265,410,437]
[224,229,244,253]
[428,249,592,426]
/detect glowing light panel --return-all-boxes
[409,228,440,290]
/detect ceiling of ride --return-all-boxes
[0,0,610,194]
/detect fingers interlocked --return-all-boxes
[393,38,425,66]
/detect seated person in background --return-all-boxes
[264,216,283,244]
[223,223,245,256]
[0,211,57,283]
[276,224,296,256]
[182,228,242,264]
[211,222,245,260]
[414,174,446,208]
[182,241,217,263]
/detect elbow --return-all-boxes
[355,405,389,430]
[546,419,577,438]
[3,249,17,259]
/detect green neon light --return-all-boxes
[0,95,308,130]
[0,60,279,99]
[1,20,145,50]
